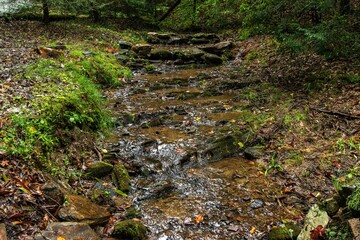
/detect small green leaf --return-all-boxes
[238,142,244,148]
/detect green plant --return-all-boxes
[265,153,283,176]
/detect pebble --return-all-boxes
[250,199,264,209]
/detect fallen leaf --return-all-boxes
[57,237,66,240]
[194,215,203,224]
[250,226,256,234]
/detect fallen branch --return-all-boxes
[310,107,360,120]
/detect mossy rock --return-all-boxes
[347,187,360,216]
[86,161,113,178]
[268,223,301,240]
[112,220,147,240]
[125,207,141,219]
[112,164,131,193]
[319,196,340,217]
[149,48,173,60]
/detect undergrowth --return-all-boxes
[1,48,131,169]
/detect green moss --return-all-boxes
[347,187,360,216]
[112,164,131,193]
[268,222,301,240]
[112,220,147,240]
[125,207,141,219]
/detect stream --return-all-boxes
[104,36,300,239]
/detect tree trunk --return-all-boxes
[42,0,49,24]
[158,0,182,22]
[340,0,351,14]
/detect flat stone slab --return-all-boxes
[35,222,100,240]
[59,194,111,225]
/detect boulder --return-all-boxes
[112,163,131,193]
[118,40,132,49]
[112,220,147,240]
[59,194,111,225]
[175,48,205,61]
[320,197,340,217]
[202,53,223,65]
[244,146,264,159]
[297,204,330,240]
[86,161,114,178]
[42,176,71,205]
[190,33,220,44]
[203,135,239,162]
[200,41,234,55]
[149,48,173,60]
[34,222,100,240]
[268,222,301,240]
[132,44,153,57]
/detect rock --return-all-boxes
[190,33,220,44]
[59,194,111,225]
[339,184,357,206]
[0,223,7,240]
[200,41,234,55]
[202,53,223,65]
[244,146,264,159]
[132,44,153,57]
[250,199,264,209]
[297,204,330,240]
[175,48,205,61]
[112,163,131,193]
[147,32,161,44]
[149,48,173,60]
[112,220,147,240]
[348,218,360,239]
[118,40,132,49]
[42,176,71,205]
[347,187,360,216]
[122,112,138,125]
[86,161,113,178]
[203,135,239,162]
[34,222,100,240]
[268,222,301,240]
[320,197,340,217]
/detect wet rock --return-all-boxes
[112,163,131,193]
[320,197,340,217]
[42,176,71,205]
[149,48,173,60]
[190,33,220,44]
[297,204,330,240]
[118,40,132,49]
[175,48,205,61]
[147,32,161,44]
[132,44,153,57]
[348,218,360,239]
[86,161,113,178]
[244,146,264,159]
[0,223,7,240]
[339,184,357,206]
[112,220,147,240]
[34,222,100,240]
[250,199,264,209]
[268,222,301,240]
[141,117,163,128]
[200,41,234,55]
[347,187,360,216]
[58,194,111,225]
[203,135,239,162]
[202,53,223,65]
[122,112,138,125]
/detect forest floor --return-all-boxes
[0,19,359,239]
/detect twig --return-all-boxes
[93,143,102,161]
[310,107,360,120]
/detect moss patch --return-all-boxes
[112,220,147,240]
